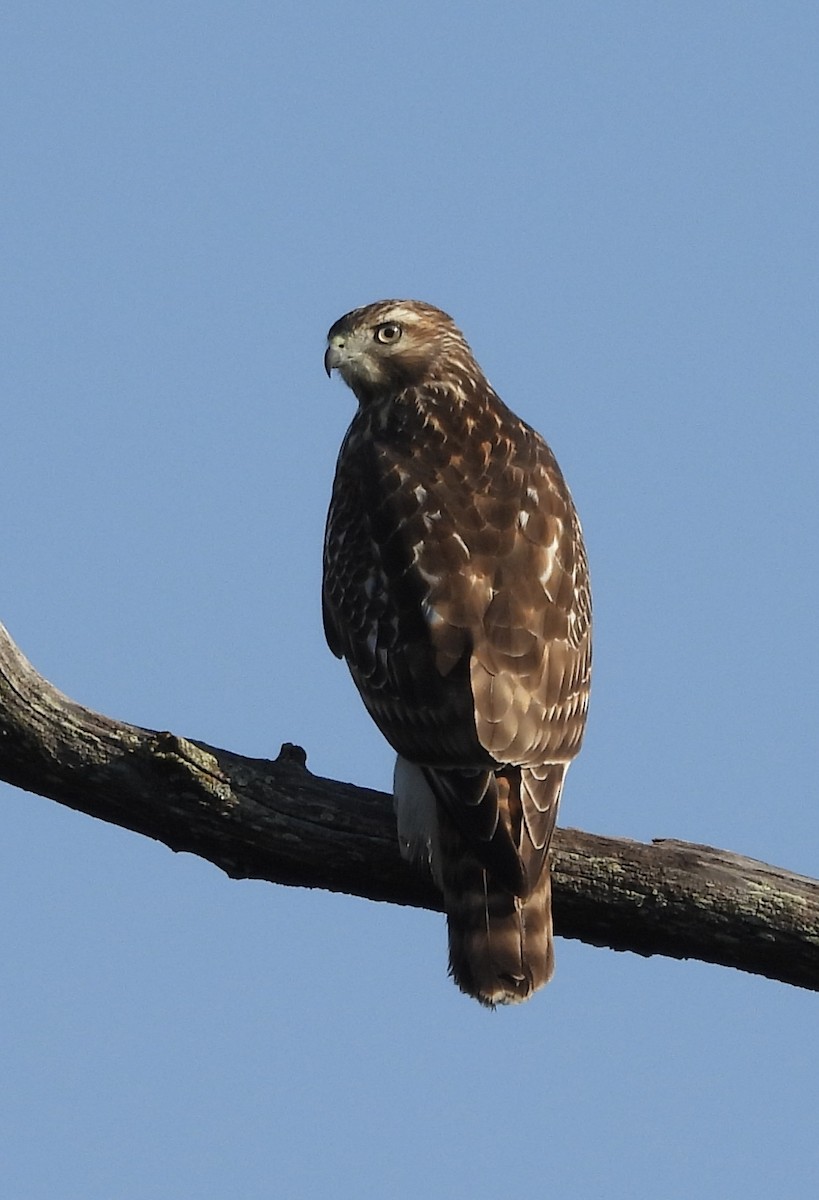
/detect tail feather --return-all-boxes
[393,754,557,1007]
[439,811,554,1008]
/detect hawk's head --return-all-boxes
[324,299,475,402]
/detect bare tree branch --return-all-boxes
[1,620,817,991]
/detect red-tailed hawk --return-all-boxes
[322,300,591,1006]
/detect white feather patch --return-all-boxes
[393,756,443,891]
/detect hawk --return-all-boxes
[322,300,591,1006]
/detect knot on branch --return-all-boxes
[276,742,308,770]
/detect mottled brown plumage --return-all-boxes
[322,300,591,1006]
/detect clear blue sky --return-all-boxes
[2,3,817,1197]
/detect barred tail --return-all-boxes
[440,825,554,1008]
[393,756,557,1007]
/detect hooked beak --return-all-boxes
[324,341,344,377]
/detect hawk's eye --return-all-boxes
[374,322,402,345]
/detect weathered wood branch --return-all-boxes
[1,620,817,991]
